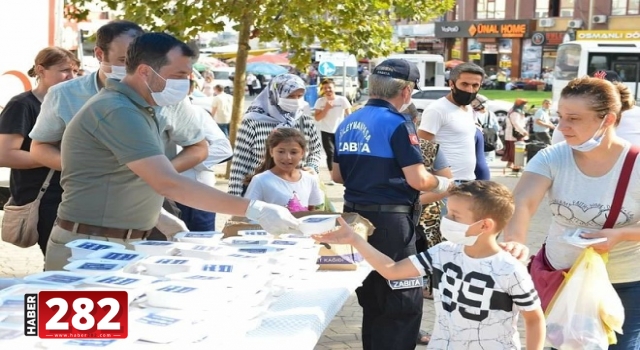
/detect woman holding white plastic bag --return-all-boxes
[501,76,640,349]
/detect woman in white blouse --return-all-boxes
[501,98,529,169]
[502,76,640,350]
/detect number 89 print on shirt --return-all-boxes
[408,242,540,350]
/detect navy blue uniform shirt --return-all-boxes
[334,99,423,205]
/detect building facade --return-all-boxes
[436,0,640,79]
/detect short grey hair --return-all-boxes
[368,74,414,99]
[450,62,485,82]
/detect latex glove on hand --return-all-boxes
[246,200,300,234]
[155,207,189,238]
[432,175,453,194]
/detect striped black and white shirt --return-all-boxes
[228,114,322,196]
[409,242,540,350]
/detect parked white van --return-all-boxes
[210,67,236,93]
[389,54,446,88]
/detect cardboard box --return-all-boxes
[222,211,374,271]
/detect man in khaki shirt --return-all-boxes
[45,33,300,270]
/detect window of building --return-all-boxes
[538,0,575,17]
[455,4,460,20]
[535,0,549,18]
[476,0,506,19]
[612,0,640,15]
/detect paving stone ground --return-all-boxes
[0,159,550,349]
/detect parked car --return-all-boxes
[410,87,450,113]
[210,67,236,94]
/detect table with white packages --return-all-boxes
[101,266,371,349]
[0,234,372,350]
[241,266,370,349]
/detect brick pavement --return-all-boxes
[0,159,552,349]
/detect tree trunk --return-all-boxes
[225,12,254,178]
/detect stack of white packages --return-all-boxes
[0,229,323,348]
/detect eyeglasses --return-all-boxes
[473,104,485,111]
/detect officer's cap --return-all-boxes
[372,59,421,89]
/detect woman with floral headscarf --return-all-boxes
[502,98,529,169]
[228,74,322,196]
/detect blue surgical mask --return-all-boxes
[570,119,606,153]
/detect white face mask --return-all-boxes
[570,119,606,153]
[145,67,190,107]
[440,217,482,246]
[278,98,304,113]
[101,62,126,80]
[399,87,411,113]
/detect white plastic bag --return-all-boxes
[545,247,625,350]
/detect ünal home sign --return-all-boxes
[473,23,527,37]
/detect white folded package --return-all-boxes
[0,228,324,347]
[296,214,341,236]
[562,228,607,248]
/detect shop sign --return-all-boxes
[576,30,640,41]
[531,31,565,46]
[435,20,533,38]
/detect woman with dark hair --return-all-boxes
[0,46,79,254]
[501,98,529,169]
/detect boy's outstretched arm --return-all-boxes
[521,308,545,350]
[312,217,423,280]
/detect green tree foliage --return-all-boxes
[67,0,455,175]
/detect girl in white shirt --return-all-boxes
[244,128,324,212]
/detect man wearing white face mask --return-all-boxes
[29,21,211,250]
[31,21,208,175]
[43,33,300,270]
[311,181,545,350]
